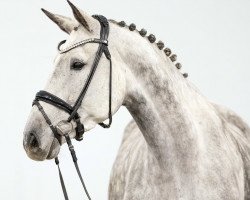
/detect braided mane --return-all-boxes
[109,19,188,78]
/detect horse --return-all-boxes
[23,1,250,199]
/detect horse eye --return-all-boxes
[71,61,85,70]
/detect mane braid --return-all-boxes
[108,19,188,78]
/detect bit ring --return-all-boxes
[56,120,73,136]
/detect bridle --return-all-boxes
[32,15,112,200]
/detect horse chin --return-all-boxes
[46,138,60,160]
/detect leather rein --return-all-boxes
[32,15,112,200]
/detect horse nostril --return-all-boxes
[29,133,39,149]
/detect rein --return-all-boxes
[32,15,112,200]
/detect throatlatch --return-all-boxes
[32,15,112,200]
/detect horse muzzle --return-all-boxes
[23,129,60,161]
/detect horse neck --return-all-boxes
[110,23,221,166]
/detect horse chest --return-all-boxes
[109,130,176,200]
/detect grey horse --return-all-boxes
[23,1,250,199]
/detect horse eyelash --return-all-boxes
[70,58,86,65]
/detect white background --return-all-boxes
[0,0,250,199]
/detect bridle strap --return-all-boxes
[34,91,84,141]
[55,158,69,200]
[67,15,112,129]
[94,15,112,128]
[59,38,108,53]
[64,134,92,200]
[67,43,106,121]
[99,57,112,128]
[32,14,112,200]
[35,90,77,116]
[33,100,62,143]
[33,101,91,200]
[55,135,92,200]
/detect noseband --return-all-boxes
[32,15,112,200]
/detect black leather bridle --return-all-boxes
[32,15,112,200]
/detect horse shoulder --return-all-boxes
[108,119,145,200]
[213,103,250,199]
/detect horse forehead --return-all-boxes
[62,32,80,48]
[68,26,97,43]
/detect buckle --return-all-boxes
[102,40,108,46]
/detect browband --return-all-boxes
[58,38,108,54]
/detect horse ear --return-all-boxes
[41,8,78,34]
[67,0,93,32]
